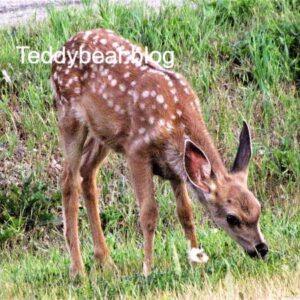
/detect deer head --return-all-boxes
[184,122,268,258]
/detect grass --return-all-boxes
[0,0,299,298]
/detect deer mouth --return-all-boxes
[246,243,269,259]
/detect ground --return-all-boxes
[0,0,299,299]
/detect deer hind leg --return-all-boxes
[60,115,87,277]
[79,138,113,268]
[127,156,158,277]
[171,180,209,264]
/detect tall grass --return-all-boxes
[0,0,299,298]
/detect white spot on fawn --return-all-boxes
[74,87,81,94]
[166,122,173,131]
[144,134,150,143]
[83,71,89,80]
[119,84,126,92]
[159,119,165,126]
[128,90,134,96]
[100,69,107,76]
[176,109,182,116]
[148,116,155,124]
[124,72,130,78]
[117,46,125,53]
[83,31,92,40]
[139,127,146,134]
[91,82,96,93]
[156,94,164,104]
[168,80,174,87]
[150,90,157,97]
[91,64,98,72]
[133,91,139,103]
[142,91,150,98]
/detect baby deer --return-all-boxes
[51,28,268,277]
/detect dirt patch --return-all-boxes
[0,0,183,28]
[0,0,82,28]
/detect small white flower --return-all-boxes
[188,247,209,263]
[2,70,11,84]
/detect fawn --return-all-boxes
[51,28,268,277]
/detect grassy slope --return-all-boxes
[0,0,299,299]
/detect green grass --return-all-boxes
[0,0,299,298]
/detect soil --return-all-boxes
[0,0,182,28]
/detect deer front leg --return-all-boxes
[127,156,158,277]
[171,180,209,264]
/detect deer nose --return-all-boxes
[255,243,268,258]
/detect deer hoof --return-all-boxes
[69,263,85,279]
[143,262,152,277]
[101,257,119,274]
[188,247,209,264]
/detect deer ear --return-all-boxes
[232,121,252,174]
[184,140,213,193]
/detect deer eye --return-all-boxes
[226,214,241,227]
